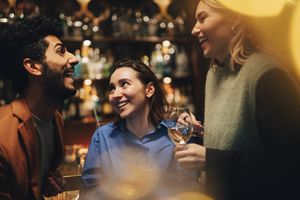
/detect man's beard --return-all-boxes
[42,63,76,101]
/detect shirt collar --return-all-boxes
[116,120,167,136]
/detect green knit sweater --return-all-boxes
[204,53,280,151]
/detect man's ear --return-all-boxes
[146,82,155,98]
[23,58,42,76]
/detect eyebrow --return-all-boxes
[54,43,65,49]
[109,78,132,85]
[195,11,207,20]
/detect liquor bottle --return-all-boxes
[92,48,105,80]
[102,50,114,78]
[111,6,122,37]
[175,47,190,77]
[150,44,164,79]
[175,11,187,36]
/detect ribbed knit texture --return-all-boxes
[204,53,278,151]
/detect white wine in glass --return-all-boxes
[166,107,193,145]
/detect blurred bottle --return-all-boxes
[150,44,164,79]
[92,48,105,80]
[133,10,143,37]
[120,8,134,37]
[175,47,190,77]
[73,19,83,38]
[82,17,93,38]
[59,13,69,37]
[175,11,187,36]
[102,50,114,78]
[111,6,122,37]
[148,18,158,36]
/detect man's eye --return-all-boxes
[57,47,66,54]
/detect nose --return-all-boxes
[67,52,79,67]
[191,22,200,36]
[109,87,122,103]
[112,87,122,98]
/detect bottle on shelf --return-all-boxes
[175,47,190,78]
[174,11,187,36]
[150,44,164,79]
[111,6,122,38]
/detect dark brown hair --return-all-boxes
[110,59,168,126]
[0,15,63,94]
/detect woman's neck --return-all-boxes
[126,114,155,139]
[215,54,231,67]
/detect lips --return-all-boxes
[198,36,208,48]
[63,68,74,78]
[115,100,129,110]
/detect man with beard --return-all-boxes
[0,15,78,199]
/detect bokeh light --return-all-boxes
[167,192,214,200]
[98,147,161,200]
[218,0,286,17]
[290,2,300,77]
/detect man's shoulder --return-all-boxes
[0,103,13,123]
[0,103,19,147]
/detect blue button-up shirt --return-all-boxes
[81,120,200,199]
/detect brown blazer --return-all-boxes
[0,99,64,200]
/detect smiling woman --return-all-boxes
[108,59,166,128]
[80,59,201,199]
[173,0,300,200]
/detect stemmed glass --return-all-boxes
[165,107,193,148]
[165,107,200,191]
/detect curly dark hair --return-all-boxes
[0,15,63,94]
[110,59,168,126]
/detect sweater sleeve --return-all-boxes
[256,68,300,152]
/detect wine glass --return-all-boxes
[164,107,200,190]
[165,107,193,147]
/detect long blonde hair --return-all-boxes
[202,0,256,70]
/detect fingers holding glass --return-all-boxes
[166,107,193,147]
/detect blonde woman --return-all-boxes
[174,1,300,200]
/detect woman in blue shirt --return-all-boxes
[80,59,199,200]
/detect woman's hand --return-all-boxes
[178,112,204,137]
[174,143,206,170]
